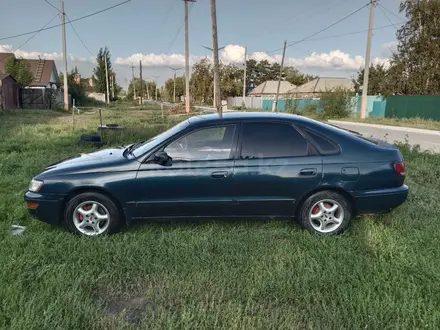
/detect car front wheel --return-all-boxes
[65,192,121,236]
[298,191,352,235]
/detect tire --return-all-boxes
[80,134,102,142]
[64,192,121,236]
[298,191,352,236]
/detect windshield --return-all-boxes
[131,120,190,157]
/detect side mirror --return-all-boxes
[154,151,172,166]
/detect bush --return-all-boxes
[319,87,353,119]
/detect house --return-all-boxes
[0,53,60,88]
[0,74,19,109]
[249,80,297,98]
[288,77,354,99]
[74,73,96,93]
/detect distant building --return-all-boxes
[0,74,19,109]
[288,77,354,99]
[0,53,60,88]
[249,80,296,98]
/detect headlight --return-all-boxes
[29,179,44,193]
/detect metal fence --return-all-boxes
[385,96,440,120]
[227,96,263,109]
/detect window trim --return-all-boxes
[159,123,239,163]
[297,126,341,156]
[237,120,318,160]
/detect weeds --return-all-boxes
[0,109,440,329]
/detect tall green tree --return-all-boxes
[386,0,440,95]
[354,64,389,95]
[5,56,34,87]
[190,58,213,103]
[93,47,114,98]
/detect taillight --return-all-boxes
[394,162,406,176]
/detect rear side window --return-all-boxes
[240,122,309,159]
[303,128,340,155]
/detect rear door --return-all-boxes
[233,121,323,216]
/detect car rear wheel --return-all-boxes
[298,191,352,235]
[65,192,121,236]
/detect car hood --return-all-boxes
[39,146,135,176]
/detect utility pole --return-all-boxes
[153,76,159,101]
[272,40,287,112]
[243,46,247,108]
[104,55,110,104]
[111,73,115,100]
[202,45,225,107]
[168,67,182,102]
[139,60,143,105]
[210,0,221,117]
[60,0,69,111]
[131,63,136,101]
[360,0,376,119]
[184,0,196,113]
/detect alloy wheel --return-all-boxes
[73,201,110,236]
[309,199,344,234]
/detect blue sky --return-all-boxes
[0,0,405,87]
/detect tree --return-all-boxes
[386,0,440,95]
[5,56,34,87]
[60,70,86,105]
[93,47,115,99]
[164,76,185,102]
[284,67,315,87]
[190,58,213,104]
[220,63,242,99]
[353,64,389,95]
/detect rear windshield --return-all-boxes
[325,123,379,145]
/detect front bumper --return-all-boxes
[353,185,409,214]
[24,191,66,225]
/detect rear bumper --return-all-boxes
[353,185,408,214]
[24,191,66,225]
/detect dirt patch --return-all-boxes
[96,292,155,325]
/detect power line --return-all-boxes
[66,14,94,57]
[154,0,176,37]
[228,2,370,65]
[0,13,59,62]
[378,4,398,30]
[0,0,132,41]
[378,3,406,22]
[298,22,405,43]
[44,0,62,13]
[274,2,371,53]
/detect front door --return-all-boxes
[134,124,239,219]
[233,122,323,216]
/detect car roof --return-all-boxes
[188,111,315,125]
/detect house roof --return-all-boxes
[0,53,60,87]
[0,74,13,80]
[289,77,354,94]
[249,80,296,95]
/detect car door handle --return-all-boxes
[211,171,229,179]
[300,168,317,176]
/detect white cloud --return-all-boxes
[2,43,392,76]
[0,44,93,63]
[114,52,203,67]
[381,41,398,57]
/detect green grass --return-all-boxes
[1,109,440,329]
[337,116,440,131]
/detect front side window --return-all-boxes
[240,122,309,159]
[165,125,236,161]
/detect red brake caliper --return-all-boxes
[79,205,89,223]
[312,202,332,214]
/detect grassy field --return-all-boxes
[1,109,440,329]
[338,116,440,131]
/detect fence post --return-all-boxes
[72,98,75,130]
